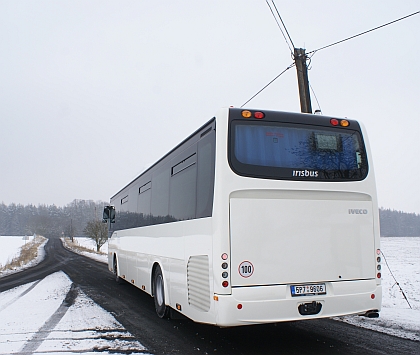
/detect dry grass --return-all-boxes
[63,237,105,255]
[0,236,47,272]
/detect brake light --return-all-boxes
[254,111,265,119]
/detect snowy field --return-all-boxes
[0,235,36,267]
[335,237,420,341]
[0,236,418,353]
[0,235,47,277]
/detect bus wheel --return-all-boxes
[114,257,122,284]
[153,265,169,318]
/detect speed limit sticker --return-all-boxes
[238,261,254,278]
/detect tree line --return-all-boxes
[0,199,106,238]
[0,201,419,237]
[379,208,420,237]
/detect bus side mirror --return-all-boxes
[103,206,116,223]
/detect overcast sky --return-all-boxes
[1,1,419,214]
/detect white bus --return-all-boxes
[106,107,382,327]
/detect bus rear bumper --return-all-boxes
[214,280,382,327]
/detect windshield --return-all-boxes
[229,120,368,181]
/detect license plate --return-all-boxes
[291,283,326,297]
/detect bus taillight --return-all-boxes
[241,110,252,118]
[222,281,229,288]
[241,110,265,119]
[254,111,265,119]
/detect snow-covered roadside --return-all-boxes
[0,271,150,355]
[61,237,108,264]
[0,235,47,278]
[335,237,420,341]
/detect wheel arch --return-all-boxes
[151,261,169,302]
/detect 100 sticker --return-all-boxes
[238,261,254,278]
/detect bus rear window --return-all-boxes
[229,121,368,181]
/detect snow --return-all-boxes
[0,235,418,352]
[334,237,420,341]
[0,271,150,355]
[62,237,108,264]
[0,235,47,277]
[0,235,35,267]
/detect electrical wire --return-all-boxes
[381,250,413,309]
[271,0,295,50]
[240,63,295,108]
[309,82,322,113]
[307,10,420,55]
[266,0,293,54]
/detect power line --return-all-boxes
[271,1,295,50]
[266,0,293,54]
[240,63,295,108]
[307,10,420,55]
[309,82,322,113]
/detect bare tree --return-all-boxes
[84,220,108,252]
[63,219,76,242]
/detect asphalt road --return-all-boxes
[0,237,418,355]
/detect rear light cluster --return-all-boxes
[221,253,229,288]
[241,110,265,119]
[330,118,350,127]
[376,249,382,279]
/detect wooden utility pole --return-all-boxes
[294,48,312,114]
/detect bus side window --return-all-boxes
[138,181,152,221]
[196,131,215,218]
[151,164,170,221]
[169,148,197,221]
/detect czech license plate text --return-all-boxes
[291,283,326,296]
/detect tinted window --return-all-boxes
[230,121,368,181]
[137,182,151,216]
[111,120,216,231]
[151,165,170,218]
[196,131,215,218]
[169,149,197,220]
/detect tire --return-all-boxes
[153,265,169,318]
[114,257,122,284]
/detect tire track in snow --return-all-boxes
[0,279,42,313]
[17,283,78,354]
